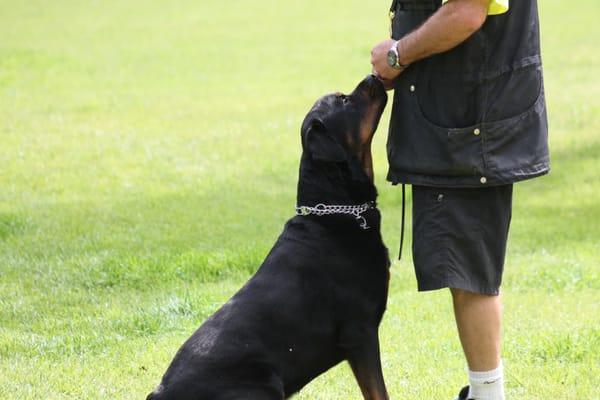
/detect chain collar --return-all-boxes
[295,201,376,230]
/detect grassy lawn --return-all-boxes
[1,0,599,398]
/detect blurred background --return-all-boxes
[1,0,598,398]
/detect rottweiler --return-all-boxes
[147,75,390,400]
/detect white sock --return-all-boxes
[467,361,505,400]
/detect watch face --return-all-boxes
[387,50,397,67]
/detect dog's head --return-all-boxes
[300,75,388,183]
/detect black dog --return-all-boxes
[147,76,390,400]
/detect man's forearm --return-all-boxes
[397,0,489,66]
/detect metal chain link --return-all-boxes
[295,201,376,230]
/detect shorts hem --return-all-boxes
[417,279,500,296]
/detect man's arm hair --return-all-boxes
[397,0,490,66]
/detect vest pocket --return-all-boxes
[405,62,545,177]
[407,90,485,176]
[483,85,548,174]
[485,63,543,122]
[482,64,547,173]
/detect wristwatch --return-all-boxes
[387,40,407,70]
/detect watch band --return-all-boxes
[390,40,408,69]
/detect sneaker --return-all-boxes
[454,386,471,400]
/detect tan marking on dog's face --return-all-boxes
[355,102,384,181]
[358,101,382,146]
[360,147,374,181]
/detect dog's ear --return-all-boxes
[304,119,347,163]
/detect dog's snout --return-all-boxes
[354,75,387,101]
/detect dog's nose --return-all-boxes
[365,75,385,95]
[366,74,381,87]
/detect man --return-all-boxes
[371,0,549,399]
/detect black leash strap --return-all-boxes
[398,183,406,260]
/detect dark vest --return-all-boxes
[386,0,550,187]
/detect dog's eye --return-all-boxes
[342,96,350,105]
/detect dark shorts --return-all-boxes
[411,184,513,296]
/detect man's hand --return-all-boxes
[371,39,403,90]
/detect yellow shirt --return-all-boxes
[442,0,509,15]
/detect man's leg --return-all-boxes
[410,184,512,399]
[451,288,504,399]
[451,288,502,370]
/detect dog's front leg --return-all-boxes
[344,331,389,400]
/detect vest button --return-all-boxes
[410,85,415,92]
[474,128,481,136]
[480,176,487,184]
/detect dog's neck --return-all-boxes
[296,152,378,209]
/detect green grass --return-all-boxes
[1,0,599,398]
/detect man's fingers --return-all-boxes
[372,71,394,90]
[376,71,394,81]
[381,79,395,91]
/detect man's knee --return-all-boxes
[450,287,499,304]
